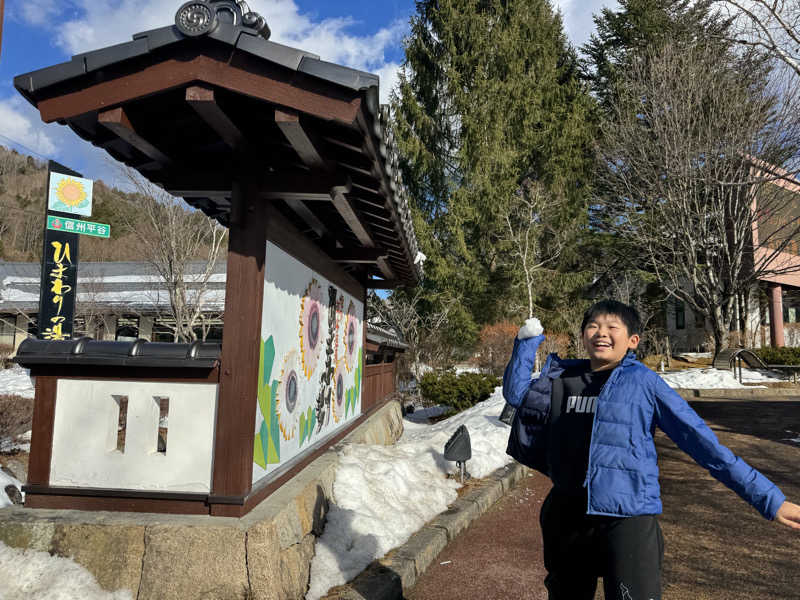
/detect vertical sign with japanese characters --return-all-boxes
[37,161,83,340]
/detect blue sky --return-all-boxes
[0,0,614,186]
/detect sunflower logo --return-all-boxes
[55,178,88,208]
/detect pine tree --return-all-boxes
[581,0,730,111]
[392,0,596,347]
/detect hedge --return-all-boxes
[753,346,800,366]
[419,371,500,412]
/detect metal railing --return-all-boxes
[729,349,767,384]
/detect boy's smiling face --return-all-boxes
[582,312,640,371]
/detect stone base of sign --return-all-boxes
[0,400,404,600]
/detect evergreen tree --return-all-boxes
[581,0,729,111]
[392,0,596,349]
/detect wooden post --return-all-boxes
[210,175,268,516]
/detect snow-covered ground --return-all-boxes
[0,365,35,398]
[0,543,132,600]
[305,391,511,598]
[659,366,785,389]
[0,361,795,599]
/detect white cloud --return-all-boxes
[0,96,57,156]
[13,0,62,27]
[554,0,620,47]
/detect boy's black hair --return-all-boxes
[581,299,641,337]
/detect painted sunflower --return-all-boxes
[343,301,359,372]
[276,349,303,441]
[331,358,346,424]
[299,279,324,379]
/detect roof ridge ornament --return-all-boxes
[175,0,271,40]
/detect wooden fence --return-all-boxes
[362,362,396,413]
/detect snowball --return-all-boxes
[517,317,543,340]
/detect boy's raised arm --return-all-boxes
[502,318,545,408]
[652,375,786,521]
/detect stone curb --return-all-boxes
[321,461,530,600]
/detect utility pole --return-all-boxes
[0,0,5,59]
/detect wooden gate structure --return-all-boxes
[13,1,420,517]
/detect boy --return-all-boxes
[502,300,800,600]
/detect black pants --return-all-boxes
[540,489,664,600]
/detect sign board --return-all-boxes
[47,215,111,239]
[38,229,79,340]
[48,171,94,217]
[38,161,83,340]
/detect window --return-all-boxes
[114,395,129,453]
[116,316,140,341]
[156,396,169,454]
[0,315,15,347]
[675,301,686,330]
[152,318,176,343]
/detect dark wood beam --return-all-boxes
[366,279,398,290]
[98,107,171,165]
[39,52,362,125]
[376,257,395,280]
[186,85,245,150]
[330,183,374,247]
[284,198,328,239]
[330,248,388,264]
[275,108,328,170]
[163,171,351,200]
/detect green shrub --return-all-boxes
[419,370,500,413]
[753,346,800,366]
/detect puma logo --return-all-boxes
[565,395,598,414]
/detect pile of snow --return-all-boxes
[660,367,785,389]
[306,388,512,599]
[0,366,35,398]
[0,543,132,599]
[0,470,24,509]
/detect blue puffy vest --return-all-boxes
[503,335,785,520]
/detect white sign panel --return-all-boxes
[48,171,93,217]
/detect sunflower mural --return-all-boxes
[331,358,346,424]
[253,336,280,469]
[276,350,304,441]
[344,301,358,372]
[255,242,367,478]
[48,172,93,216]
[299,279,324,379]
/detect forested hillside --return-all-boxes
[0,145,172,261]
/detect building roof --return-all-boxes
[0,259,406,348]
[0,261,226,312]
[14,1,422,288]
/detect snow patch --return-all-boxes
[306,389,512,599]
[0,542,133,599]
[0,366,35,399]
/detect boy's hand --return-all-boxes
[518,317,544,340]
[775,501,800,530]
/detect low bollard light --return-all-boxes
[444,424,472,483]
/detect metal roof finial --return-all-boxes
[175,1,271,40]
